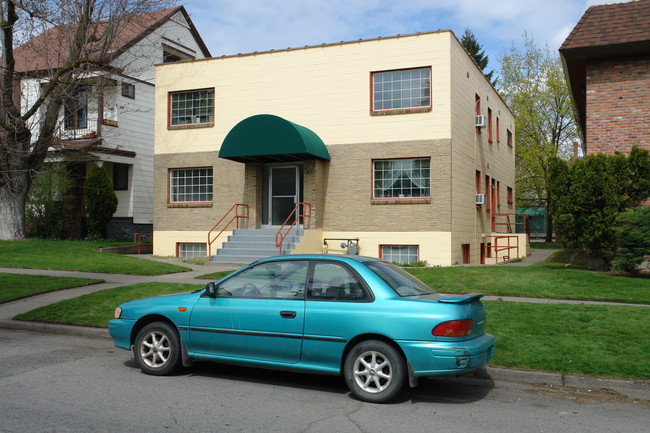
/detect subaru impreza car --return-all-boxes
[109,255,494,403]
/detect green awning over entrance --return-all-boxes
[219,114,330,163]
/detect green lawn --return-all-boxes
[406,264,650,304]
[486,301,650,380]
[0,239,190,275]
[13,282,203,327]
[529,241,560,250]
[0,273,103,303]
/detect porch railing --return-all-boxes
[493,212,530,242]
[207,204,249,257]
[276,202,311,255]
[54,118,100,141]
[485,234,520,264]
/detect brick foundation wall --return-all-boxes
[586,55,650,155]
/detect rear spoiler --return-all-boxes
[437,294,484,304]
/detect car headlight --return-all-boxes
[114,307,122,319]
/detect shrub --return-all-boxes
[548,146,650,269]
[26,163,74,238]
[612,207,650,275]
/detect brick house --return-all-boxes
[154,31,524,265]
[560,0,650,156]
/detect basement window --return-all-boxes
[178,243,207,259]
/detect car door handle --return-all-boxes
[280,311,297,319]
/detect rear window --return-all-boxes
[365,261,437,297]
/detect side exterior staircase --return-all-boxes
[211,228,304,264]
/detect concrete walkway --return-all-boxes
[500,247,559,266]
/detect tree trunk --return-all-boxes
[545,206,554,243]
[0,178,29,240]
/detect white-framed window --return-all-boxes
[373,158,431,199]
[169,89,214,126]
[170,168,213,203]
[371,67,431,112]
[178,243,207,259]
[121,82,135,99]
[381,245,419,265]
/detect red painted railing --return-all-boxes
[485,234,520,264]
[207,204,249,257]
[133,232,153,255]
[493,212,530,242]
[275,202,311,255]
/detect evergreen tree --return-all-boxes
[83,164,118,239]
[461,28,495,85]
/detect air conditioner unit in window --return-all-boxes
[475,115,487,128]
[475,193,486,205]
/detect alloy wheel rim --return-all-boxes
[140,331,171,368]
[353,350,392,393]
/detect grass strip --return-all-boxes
[196,270,235,280]
[485,301,650,380]
[0,273,103,304]
[0,239,189,275]
[13,282,203,327]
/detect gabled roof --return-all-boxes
[14,6,211,74]
[561,0,650,52]
[559,0,650,137]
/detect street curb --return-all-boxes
[0,319,110,340]
[2,318,648,400]
[474,367,650,399]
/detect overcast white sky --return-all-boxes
[182,0,629,75]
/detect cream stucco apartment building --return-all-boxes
[153,30,525,266]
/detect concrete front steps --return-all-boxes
[211,228,304,264]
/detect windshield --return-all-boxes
[365,261,437,297]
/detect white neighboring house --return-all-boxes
[15,6,210,239]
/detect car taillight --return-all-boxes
[432,319,473,337]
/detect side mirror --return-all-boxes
[205,282,217,298]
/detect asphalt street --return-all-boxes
[1,328,649,433]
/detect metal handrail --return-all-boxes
[207,204,249,257]
[494,212,530,242]
[275,202,311,255]
[486,234,519,264]
[133,232,153,255]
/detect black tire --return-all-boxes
[133,322,182,376]
[343,340,406,403]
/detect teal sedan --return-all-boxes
[109,255,494,403]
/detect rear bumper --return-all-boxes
[397,333,495,376]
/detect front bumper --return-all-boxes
[397,333,495,376]
[108,318,136,350]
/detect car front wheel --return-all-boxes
[343,340,406,403]
[134,322,181,376]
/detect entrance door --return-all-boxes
[266,166,300,226]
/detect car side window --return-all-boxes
[308,262,368,301]
[217,261,308,299]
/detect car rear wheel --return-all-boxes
[134,322,181,376]
[343,340,406,403]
